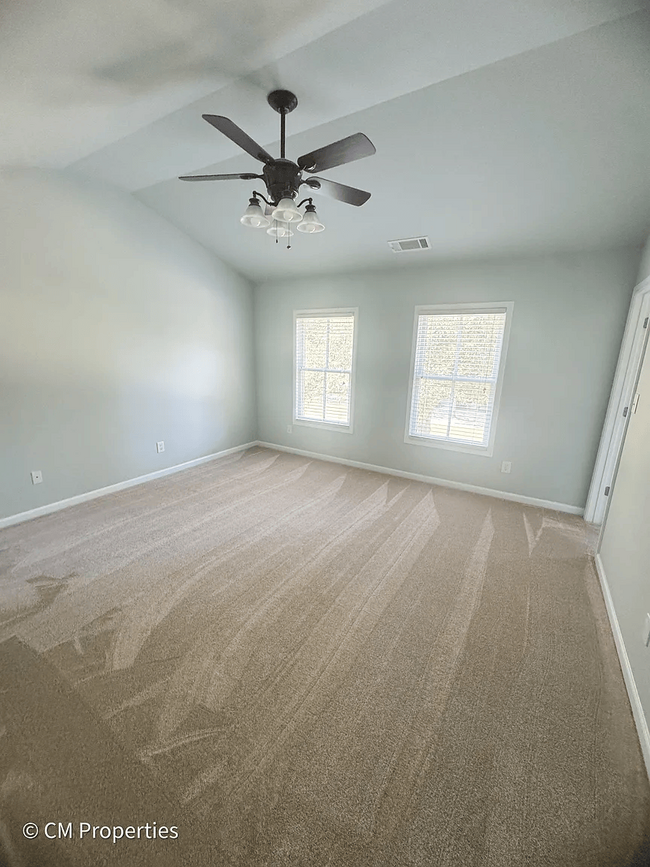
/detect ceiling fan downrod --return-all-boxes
[267,90,298,161]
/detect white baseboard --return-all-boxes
[257,441,583,515]
[0,441,258,530]
[594,553,650,781]
[2,439,584,529]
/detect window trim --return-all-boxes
[404,301,513,457]
[293,307,358,434]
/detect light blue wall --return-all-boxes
[637,235,650,284]
[0,168,256,521]
[1,167,640,522]
[255,248,640,509]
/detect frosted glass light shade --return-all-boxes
[240,200,270,228]
[266,221,294,238]
[271,197,302,223]
[297,208,325,233]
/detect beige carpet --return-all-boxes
[0,447,648,866]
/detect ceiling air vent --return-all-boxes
[387,236,430,253]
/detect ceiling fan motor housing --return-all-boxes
[262,159,303,204]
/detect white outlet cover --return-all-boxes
[30,470,43,484]
[156,441,165,453]
[287,425,292,434]
[501,461,511,474]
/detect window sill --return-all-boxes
[293,418,354,434]
[404,434,493,457]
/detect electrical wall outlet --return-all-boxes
[30,470,43,485]
[287,425,292,434]
[644,613,650,647]
[501,461,512,474]
[156,441,165,453]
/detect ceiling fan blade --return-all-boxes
[303,177,371,207]
[179,172,262,181]
[202,115,274,165]
[297,133,376,173]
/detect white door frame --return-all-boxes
[584,277,650,525]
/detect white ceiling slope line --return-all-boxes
[68,0,645,191]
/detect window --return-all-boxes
[406,303,512,455]
[294,309,357,431]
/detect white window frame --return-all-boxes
[404,301,513,457]
[293,308,358,433]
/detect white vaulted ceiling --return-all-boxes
[3,0,650,280]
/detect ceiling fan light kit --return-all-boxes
[240,196,270,228]
[296,203,325,234]
[271,196,303,223]
[266,223,294,238]
[179,90,375,248]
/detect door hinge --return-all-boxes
[632,392,641,414]
[623,406,629,417]
[604,486,610,496]
[644,316,649,329]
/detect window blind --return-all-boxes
[295,313,355,425]
[408,309,507,447]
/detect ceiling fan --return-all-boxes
[179,89,375,237]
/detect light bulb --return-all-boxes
[240,199,270,229]
[271,196,302,223]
